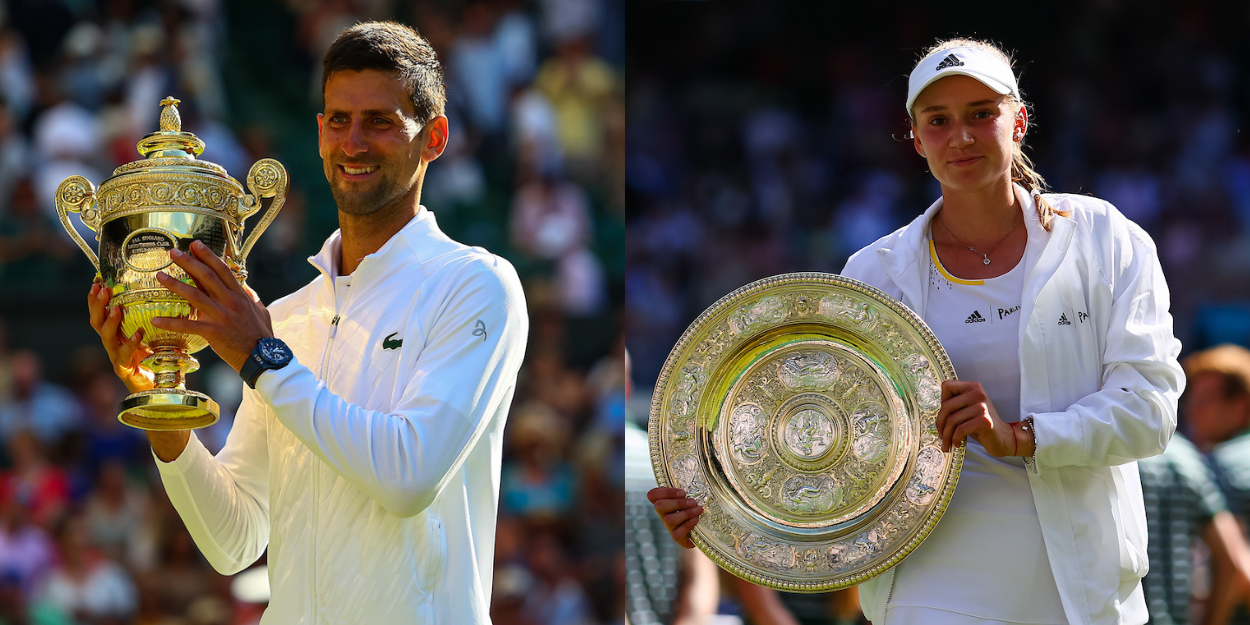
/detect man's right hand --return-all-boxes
[648,487,704,549]
[88,281,155,394]
[88,282,190,462]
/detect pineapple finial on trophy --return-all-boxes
[159,96,182,132]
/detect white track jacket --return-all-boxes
[845,186,1183,625]
[154,208,528,624]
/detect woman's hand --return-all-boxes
[937,380,1017,456]
[648,487,703,549]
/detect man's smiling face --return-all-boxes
[318,69,426,216]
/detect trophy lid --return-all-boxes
[108,97,231,179]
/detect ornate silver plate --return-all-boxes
[649,272,962,592]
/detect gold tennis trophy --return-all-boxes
[55,97,287,431]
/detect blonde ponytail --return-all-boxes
[1010,140,1069,231]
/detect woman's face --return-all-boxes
[910,75,1026,194]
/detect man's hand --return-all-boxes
[648,487,703,549]
[88,280,191,462]
[87,281,154,394]
[151,240,274,372]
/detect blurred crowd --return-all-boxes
[0,0,623,623]
[626,1,1250,624]
[625,1,1250,387]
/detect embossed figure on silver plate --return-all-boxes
[828,542,851,570]
[729,295,787,335]
[819,293,878,330]
[781,474,841,515]
[906,447,945,506]
[835,364,874,402]
[736,533,797,572]
[826,527,886,570]
[778,351,840,390]
[669,363,705,418]
[730,403,768,465]
[851,403,890,464]
[671,454,710,503]
[903,353,942,411]
[855,529,884,559]
[783,408,836,459]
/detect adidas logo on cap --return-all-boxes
[936,54,965,71]
[1058,313,1072,326]
[965,310,986,324]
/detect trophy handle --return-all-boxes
[54,176,101,272]
[238,158,288,259]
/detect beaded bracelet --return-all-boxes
[1020,415,1037,462]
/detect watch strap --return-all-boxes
[240,350,266,389]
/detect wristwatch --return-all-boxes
[240,337,293,389]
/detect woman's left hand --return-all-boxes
[937,380,1015,456]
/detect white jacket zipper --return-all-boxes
[883,569,896,624]
[312,280,345,621]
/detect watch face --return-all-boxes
[260,339,290,363]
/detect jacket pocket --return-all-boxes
[1114,465,1150,582]
[1120,535,1147,582]
[419,517,447,622]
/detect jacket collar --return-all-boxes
[307,206,443,282]
[876,183,1068,316]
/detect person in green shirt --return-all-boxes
[1181,344,1250,622]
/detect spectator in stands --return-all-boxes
[137,517,221,622]
[0,352,79,448]
[1139,431,1250,624]
[1186,344,1250,621]
[501,402,574,520]
[533,35,618,180]
[76,373,149,472]
[523,529,595,625]
[1184,344,1250,452]
[0,178,74,292]
[0,432,69,530]
[0,494,55,604]
[0,568,69,625]
[0,98,29,212]
[82,459,154,572]
[42,511,138,625]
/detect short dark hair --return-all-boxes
[1183,344,1250,401]
[322,21,446,124]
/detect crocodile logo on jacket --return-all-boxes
[383,332,403,350]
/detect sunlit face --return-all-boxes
[1184,371,1250,446]
[910,75,1026,194]
[318,69,426,216]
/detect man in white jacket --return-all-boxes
[87,21,528,623]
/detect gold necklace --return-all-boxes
[937,211,1017,265]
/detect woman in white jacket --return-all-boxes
[650,38,1184,624]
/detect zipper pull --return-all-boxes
[329,314,340,339]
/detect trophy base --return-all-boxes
[119,390,220,431]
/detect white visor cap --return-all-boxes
[906,46,1020,117]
